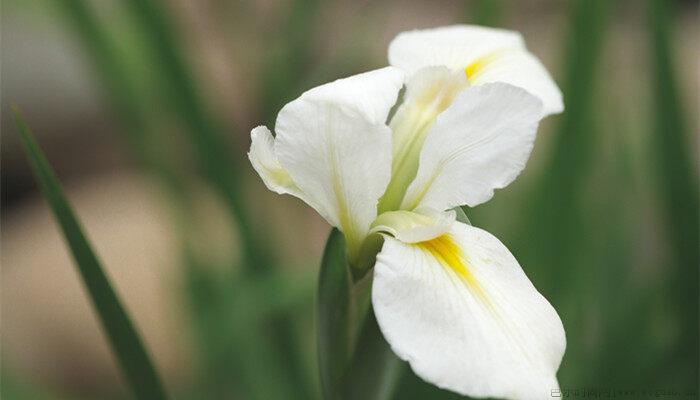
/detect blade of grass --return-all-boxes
[122,0,269,273]
[260,0,321,121]
[524,0,609,289]
[12,108,169,400]
[649,0,699,386]
[116,2,315,396]
[55,4,273,396]
[586,112,659,387]
[58,0,147,165]
[56,0,187,204]
[56,0,314,397]
[470,0,503,27]
[184,252,316,399]
[511,0,609,386]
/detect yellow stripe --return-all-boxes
[417,234,491,306]
[464,51,502,82]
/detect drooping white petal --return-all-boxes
[274,67,404,255]
[248,126,304,197]
[400,83,542,211]
[372,222,566,400]
[370,207,455,243]
[389,25,563,116]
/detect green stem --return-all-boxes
[317,230,402,400]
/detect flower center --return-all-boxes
[378,67,468,213]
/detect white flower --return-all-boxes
[249,25,565,400]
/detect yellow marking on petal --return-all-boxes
[262,163,295,188]
[418,234,492,308]
[464,51,502,82]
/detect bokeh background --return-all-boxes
[1,0,698,399]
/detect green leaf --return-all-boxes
[13,109,169,400]
[121,0,270,273]
[56,0,186,201]
[649,0,699,384]
[317,229,402,400]
[340,309,403,400]
[118,1,315,396]
[317,229,352,399]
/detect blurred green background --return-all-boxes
[1,0,698,399]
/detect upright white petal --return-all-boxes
[389,25,524,73]
[372,222,566,400]
[389,25,563,116]
[390,67,468,164]
[468,49,563,116]
[378,66,467,213]
[401,83,542,211]
[274,67,404,255]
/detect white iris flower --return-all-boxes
[249,25,566,400]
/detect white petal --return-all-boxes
[389,25,524,73]
[248,126,303,197]
[274,67,404,255]
[388,24,563,116]
[372,222,566,400]
[292,66,406,125]
[469,49,563,116]
[370,207,455,243]
[379,66,468,213]
[400,83,542,211]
